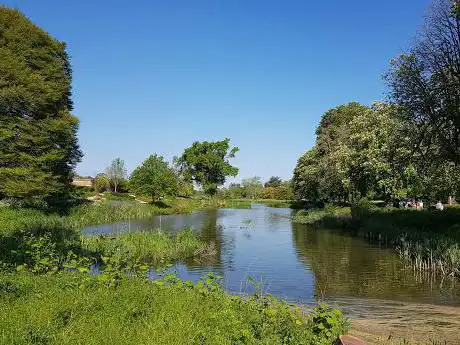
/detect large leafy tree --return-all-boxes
[130,154,178,202]
[293,103,417,202]
[0,7,82,200]
[386,0,460,165]
[174,138,239,196]
[105,158,127,193]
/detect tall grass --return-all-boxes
[0,272,348,345]
[81,228,212,264]
[293,207,352,228]
[0,205,215,272]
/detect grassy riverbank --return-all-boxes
[293,202,460,277]
[0,197,227,236]
[0,201,348,345]
[0,272,348,345]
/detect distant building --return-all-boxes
[71,177,94,188]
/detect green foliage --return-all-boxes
[310,304,349,344]
[220,178,293,201]
[82,228,208,266]
[175,138,239,196]
[130,154,178,202]
[94,174,110,193]
[292,207,352,229]
[106,158,127,193]
[265,176,282,188]
[350,197,376,223]
[241,176,263,199]
[0,7,82,201]
[292,101,460,204]
[0,272,348,345]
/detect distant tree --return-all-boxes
[242,176,263,199]
[106,158,127,193]
[94,174,110,193]
[0,8,82,201]
[224,183,245,199]
[264,176,282,188]
[386,0,460,165]
[130,154,178,202]
[174,138,239,196]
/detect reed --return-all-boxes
[81,228,210,264]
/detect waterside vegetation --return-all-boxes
[0,272,348,345]
[293,201,460,277]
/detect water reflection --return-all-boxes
[291,223,459,304]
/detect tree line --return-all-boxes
[94,138,240,202]
[96,154,293,202]
[293,0,460,204]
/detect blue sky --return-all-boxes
[5,0,431,183]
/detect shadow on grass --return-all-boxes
[152,200,171,209]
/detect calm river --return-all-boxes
[83,203,460,307]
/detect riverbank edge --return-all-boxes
[292,204,460,277]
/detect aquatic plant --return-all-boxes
[81,228,208,265]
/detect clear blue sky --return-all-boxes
[5,0,431,183]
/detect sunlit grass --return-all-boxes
[0,272,348,345]
[81,228,210,264]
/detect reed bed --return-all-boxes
[81,228,210,264]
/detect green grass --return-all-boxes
[82,228,212,265]
[0,204,216,273]
[0,197,227,237]
[0,272,348,345]
[224,199,294,209]
[292,207,352,228]
[101,192,136,201]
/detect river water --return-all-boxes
[83,204,460,307]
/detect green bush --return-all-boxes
[350,197,376,223]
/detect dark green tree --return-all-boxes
[264,176,282,188]
[0,7,82,200]
[130,154,178,202]
[174,138,239,196]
